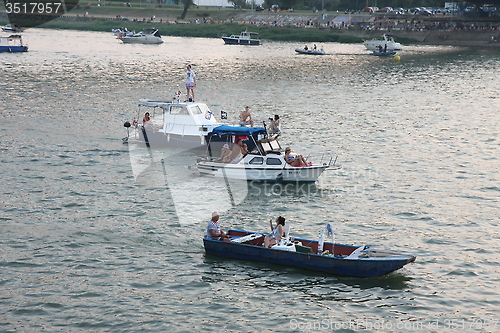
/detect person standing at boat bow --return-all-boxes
[185,65,196,102]
[205,212,230,242]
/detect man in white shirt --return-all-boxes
[205,212,230,241]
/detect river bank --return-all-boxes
[2,8,500,47]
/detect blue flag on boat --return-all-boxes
[326,223,333,237]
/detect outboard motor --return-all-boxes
[123,121,131,143]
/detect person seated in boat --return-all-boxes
[230,139,248,163]
[313,44,317,50]
[383,44,387,52]
[205,211,230,242]
[304,45,308,50]
[220,143,232,163]
[284,147,307,167]
[264,216,286,248]
[268,115,281,134]
[239,106,254,127]
[142,112,153,128]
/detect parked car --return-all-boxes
[363,6,375,12]
[378,7,394,12]
[419,8,434,16]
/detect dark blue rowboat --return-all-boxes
[203,229,416,278]
[371,50,397,56]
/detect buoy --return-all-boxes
[394,55,401,62]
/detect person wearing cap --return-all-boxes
[205,212,230,242]
[239,106,254,127]
[220,143,232,163]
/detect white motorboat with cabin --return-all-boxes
[118,28,163,44]
[363,34,403,51]
[194,125,341,183]
[222,31,260,45]
[0,34,28,53]
[123,97,222,148]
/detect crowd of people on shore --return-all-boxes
[236,17,500,32]
[70,9,500,34]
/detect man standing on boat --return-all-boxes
[205,212,230,242]
[239,106,254,127]
[185,65,196,102]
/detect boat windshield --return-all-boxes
[170,106,190,115]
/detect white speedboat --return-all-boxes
[123,97,222,148]
[1,24,22,33]
[363,34,403,51]
[194,125,341,183]
[0,35,28,53]
[222,31,260,45]
[119,28,163,44]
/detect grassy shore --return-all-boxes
[0,2,416,44]
[44,18,373,43]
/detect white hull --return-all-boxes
[364,35,403,51]
[120,36,163,44]
[196,162,332,182]
[119,29,163,44]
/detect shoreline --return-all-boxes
[2,10,500,47]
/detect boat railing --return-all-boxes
[301,153,339,167]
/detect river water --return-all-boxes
[1,28,499,332]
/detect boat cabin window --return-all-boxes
[170,106,190,115]
[197,104,211,116]
[190,106,203,115]
[249,157,264,165]
[266,158,282,165]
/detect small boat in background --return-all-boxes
[371,49,397,56]
[123,96,221,148]
[295,48,325,55]
[222,31,260,45]
[112,27,133,37]
[364,34,403,51]
[119,28,163,44]
[204,228,416,277]
[1,24,22,33]
[0,35,28,53]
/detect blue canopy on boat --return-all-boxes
[209,125,266,136]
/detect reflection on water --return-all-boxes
[203,255,412,291]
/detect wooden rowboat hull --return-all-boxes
[204,230,416,278]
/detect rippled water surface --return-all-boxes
[1,29,499,332]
